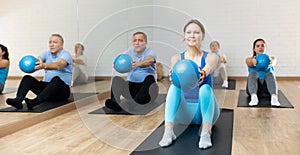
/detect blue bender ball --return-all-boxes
[19,55,38,73]
[256,54,270,70]
[171,59,201,91]
[113,54,133,73]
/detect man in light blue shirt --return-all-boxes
[105,32,158,112]
[7,34,72,110]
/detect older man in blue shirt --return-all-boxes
[7,34,72,110]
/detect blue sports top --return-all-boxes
[0,68,8,85]
[39,49,72,87]
[180,51,213,103]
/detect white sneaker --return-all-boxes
[249,95,258,106]
[271,96,281,106]
[222,80,228,88]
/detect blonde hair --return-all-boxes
[210,41,220,48]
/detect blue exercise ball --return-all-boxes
[256,54,270,70]
[113,54,133,73]
[171,59,201,91]
[19,55,38,73]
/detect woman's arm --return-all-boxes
[0,59,9,68]
[246,57,256,67]
[270,55,277,67]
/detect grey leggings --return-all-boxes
[246,71,278,98]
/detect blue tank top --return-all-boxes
[0,68,8,85]
[180,51,213,103]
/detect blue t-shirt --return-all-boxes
[39,49,72,87]
[126,47,157,83]
[248,66,274,80]
[180,51,213,103]
[0,68,8,85]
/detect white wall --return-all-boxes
[1,0,300,77]
[153,0,300,77]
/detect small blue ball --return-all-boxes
[114,54,133,73]
[19,55,38,73]
[171,60,201,91]
[256,54,270,70]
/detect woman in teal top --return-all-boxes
[0,44,10,94]
[245,38,280,106]
[159,19,220,149]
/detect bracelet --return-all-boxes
[43,63,47,69]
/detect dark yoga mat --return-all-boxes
[1,88,17,94]
[131,109,233,155]
[0,92,98,113]
[89,94,167,115]
[237,90,293,108]
[214,80,236,90]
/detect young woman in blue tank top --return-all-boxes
[0,44,10,93]
[245,38,280,106]
[159,19,220,149]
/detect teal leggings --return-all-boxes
[165,84,220,125]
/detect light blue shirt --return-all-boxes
[0,68,8,85]
[39,49,72,86]
[126,47,156,83]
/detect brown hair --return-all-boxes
[183,19,205,36]
[210,41,220,48]
[0,44,9,60]
[252,38,265,57]
[75,43,85,52]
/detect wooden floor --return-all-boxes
[0,78,299,155]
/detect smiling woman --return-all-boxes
[159,19,220,149]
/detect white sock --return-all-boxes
[159,127,176,147]
[222,80,228,88]
[199,130,212,149]
[271,96,280,106]
[249,95,258,106]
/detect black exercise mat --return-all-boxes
[1,88,17,94]
[89,94,167,115]
[237,90,293,108]
[0,92,98,113]
[131,109,233,155]
[214,80,236,90]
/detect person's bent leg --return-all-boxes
[25,76,70,109]
[247,72,259,106]
[6,75,46,109]
[159,85,181,147]
[133,75,158,104]
[265,72,280,106]
[105,76,128,111]
[219,64,228,88]
[198,84,220,149]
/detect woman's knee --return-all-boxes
[199,84,213,94]
[265,72,275,79]
[248,71,258,77]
